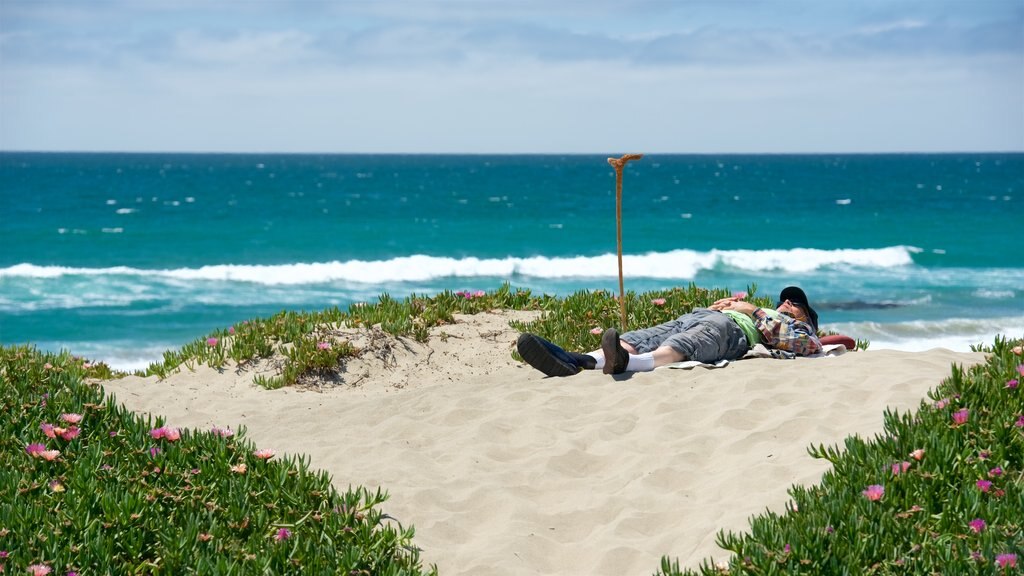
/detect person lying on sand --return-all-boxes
[517,286,822,377]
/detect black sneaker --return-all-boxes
[517,333,581,377]
[601,328,629,374]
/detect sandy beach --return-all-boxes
[101,310,988,575]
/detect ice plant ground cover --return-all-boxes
[0,347,435,575]
[658,337,1024,575]
[1,284,1018,574]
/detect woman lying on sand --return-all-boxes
[518,286,822,377]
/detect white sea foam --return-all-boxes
[826,316,1024,353]
[0,246,919,285]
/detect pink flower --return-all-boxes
[150,427,166,439]
[968,518,986,533]
[210,426,234,438]
[26,564,52,576]
[230,463,247,474]
[1016,414,1024,428]
[952,409,969,425]
[38,450,61,461]
[732,291,748,299]
[862,484,884,501]
[48,479,64,493]
[909,448,925,460]
[934,398,950,410]
[1018,364,1024,376]
[149,447,161,457]
[590,327,603,335]
[891,461,911,476]
[1007,379,1019,390]
[1012,345,1023,355]
[976,479,993,493]
[651,298,666,306]
[275,528,292,541]
[207,337,218,347]
[317,342,331,350]
[60,413,83,424]
[25,443,46,456]
[229,326,235,334]
[60,426,80,441]
[996,553,1018,568]
[253,448,275,460]
[163,427,181,441]
[989,466,1003,477]
[40,423,56,438]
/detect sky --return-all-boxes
[1,0,1022,154]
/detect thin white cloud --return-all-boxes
[1,0,1021,152]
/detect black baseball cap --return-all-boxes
[777,286,818,331]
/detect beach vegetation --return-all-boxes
[658,336,1024,575]
[0,345,436,575]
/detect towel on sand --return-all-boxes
[666,343,848,370]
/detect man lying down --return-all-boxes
[517,286,823,377]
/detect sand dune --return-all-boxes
[102,310,986,575]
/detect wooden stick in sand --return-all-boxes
[607,153,644,331]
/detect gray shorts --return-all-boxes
[620,308,750,363]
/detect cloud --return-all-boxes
[1,0,1021,153]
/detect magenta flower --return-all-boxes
[1008,379,1020,390]
[968,518,986,533]
[952,409,969,425]
[275,528,292,541]
[862,485,884,501]
[207,337,218,347]
[149,447,161,457]
[1015,415,1024,428]
[26,564,52,576]
[60,413,83,424]
[25,443,46,456]
[976,479,993,493]
[989,466,1004,477]
[996,553,1018,568]
[651,298,666,306]
[891,461,911,476]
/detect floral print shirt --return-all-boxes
[751,307,823,356]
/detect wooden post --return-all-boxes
[607,153,643,331]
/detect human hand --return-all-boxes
[709,295,745,311]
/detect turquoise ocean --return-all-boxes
[2,152,1022,371]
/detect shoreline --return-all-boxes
[99,310,988,575]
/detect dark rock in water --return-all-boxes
[823,300,903,311]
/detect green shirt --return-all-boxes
[722,310,758,347]
[723,308,781,347]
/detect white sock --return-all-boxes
[628,352,656,372]
[588,351,605,370]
